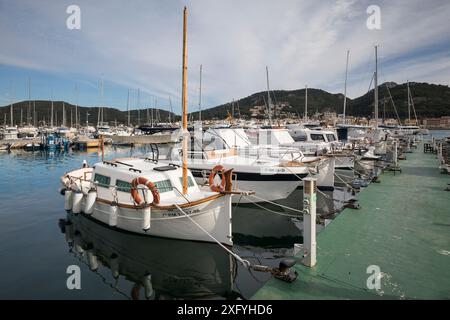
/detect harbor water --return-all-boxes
[0,146,352,300]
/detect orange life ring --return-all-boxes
[131,177,160,205]
[208,165,226,192]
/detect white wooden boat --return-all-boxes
[61,159,236,245]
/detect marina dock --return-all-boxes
[252,141,450,299]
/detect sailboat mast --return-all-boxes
[28,77,31,125]
[127,89,130,126]
[304,85,308,122]
[343,50,349,123]
[374,45,379,129]
[168,96,173,123]
[407,80,411,123]
[62,102,66,127]
[100,78,104,124]
[137,88,140,126]
[181,6,189,195]
[33,100,36,127]
[75,84,78,127]
[51,91,54,127]
[266,66,272,125]
[199,64,202,122]
[10,92,13,127]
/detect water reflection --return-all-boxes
[59,212,243,300]
[0,145,357,299]
[232,188,353,246]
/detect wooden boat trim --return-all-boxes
[96,193,224,210]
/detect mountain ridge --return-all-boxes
[1,82,449,125]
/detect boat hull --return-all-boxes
[64,190,233,246]
[191,169,303,203]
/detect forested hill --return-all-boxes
[1,82,449,125]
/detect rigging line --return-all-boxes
[367,72,374,94]
[385,84,402,125]
[174,204,250,268]
[409,86,418,125]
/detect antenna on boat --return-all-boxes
[181,6,189,195]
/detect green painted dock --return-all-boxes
[253,142,450,299]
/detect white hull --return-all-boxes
[355,159,378,172]
[335,168,355,185]
[313,157,335,189]
[74,195,233,245]
[193,174,300,204]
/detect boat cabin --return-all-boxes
[91,159,208,206]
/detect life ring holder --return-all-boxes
[131,177,160,206]
[208,165,226,192]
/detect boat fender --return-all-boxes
[142,206,151,231]
[143,274,154,299]
[109,201,118,227]
[60,188,66,196]
[110,253,120,279]
[84,189,97,215]
[64,221,74,245]
[72,190,83,214]
[73,231,84,254]
[131,177,160,205]
[209,165,226,192]
[86,249,99,271]
[64,190,73,211]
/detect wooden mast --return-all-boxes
[181,6,188,194]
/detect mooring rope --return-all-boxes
[174,204,251,268]
[242,198,303,218]
[245,194,304,214]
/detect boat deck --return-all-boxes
[252,141,450,299]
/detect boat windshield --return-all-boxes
[326,134,336,142]
[310,134,326,141]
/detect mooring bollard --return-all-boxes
[302,177,317,267]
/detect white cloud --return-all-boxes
[0,0,449,112]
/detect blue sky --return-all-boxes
[1,0,450,114]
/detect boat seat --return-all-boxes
[153,165,177,172]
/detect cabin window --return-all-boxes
[116,180,131,192]
[293,131,307,142]
[155,179,173,193]
[179,176,195,188]
[310,134,325,141]
[326,134,336,142]
[94,173,111,188]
